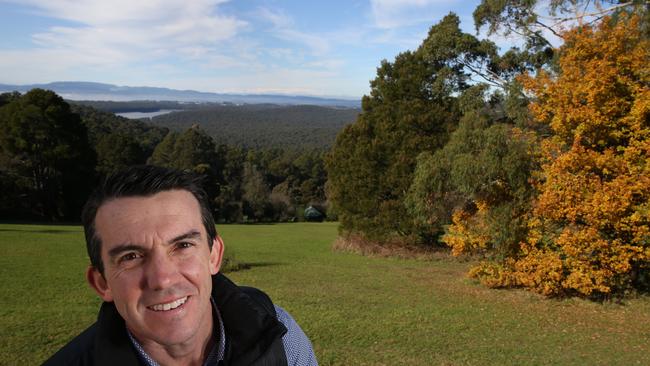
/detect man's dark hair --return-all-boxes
[81,165,217,274]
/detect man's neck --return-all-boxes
[129,311,215,366]
[138,333,214,366]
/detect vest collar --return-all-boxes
[92,273,287,366]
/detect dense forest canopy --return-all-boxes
[147,104,360,149]
[72,100,360,149]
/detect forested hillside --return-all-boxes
[73,100,192,113]
[148,104,360,149]
[70,101,360,149]
[0,92,331,223]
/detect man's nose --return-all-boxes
[144,251,177,290]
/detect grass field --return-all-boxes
[1,222,649,365]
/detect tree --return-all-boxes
[406,85,539,255]
[473,0,644,44]
[473,14,650,297]
[73,103,167,161]
[472,1,648,90]
[242,162,270,221]
[149,125,225,219]
[212,144,245,223]
[0,89,95,219]
[327,14,496,243]
[95,132,145,176]
[0,91,21,108]
[149,125,221,174]
[149,131,179,167]
[171,124,220,173]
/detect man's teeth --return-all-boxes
[150,296,188,311]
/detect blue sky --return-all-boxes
[0,0,503,98]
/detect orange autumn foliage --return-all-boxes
[524,16,649,295]
[472,15,650,297]
[443,200,491,256]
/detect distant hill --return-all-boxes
[148,104,360,149]
[0,81,361,107]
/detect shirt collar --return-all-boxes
[126,297,226,366]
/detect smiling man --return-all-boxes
[44,165,317,366]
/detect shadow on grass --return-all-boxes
[246,261,283,268]
[222,261,283,273]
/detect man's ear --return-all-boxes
[86,266,113,302]
[209,235,225,275]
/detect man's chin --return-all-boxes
[133,323,201,349]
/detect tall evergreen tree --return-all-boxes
[0,89,95,219]
[171,125,220,172]
[326,14,496,242]
[149,131,179,167]
[242,162,270,221]
[95,132,145,176]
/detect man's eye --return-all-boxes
[177,242,194,249]
[119,252,141,263]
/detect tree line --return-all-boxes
[0,94,330,223]
[326,0,649,298]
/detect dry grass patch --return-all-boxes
[332,233,453,260]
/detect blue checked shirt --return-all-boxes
[127,298,317,366]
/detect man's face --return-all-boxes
[87,190,223,348]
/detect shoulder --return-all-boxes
[274,306,319,366]
[41,324,97,366]
[41,302,140,366]
[239,286,277,316]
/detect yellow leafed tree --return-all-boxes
[472,14,650,297]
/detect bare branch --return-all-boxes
[581,0,592,17]
[534,20,565,39]
[539,1,639,24]
[458,57,507,89]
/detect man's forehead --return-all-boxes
[94,190,205,245]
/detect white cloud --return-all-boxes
[256,6,294,28]
[370,0,461,29]
[305,59,345,71]
[0,0,246,68]
[0,48,113,83]
[0,0,372,96]
[255,7,331,55]
[6,0,230,26]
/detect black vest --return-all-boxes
[42,273,288,366]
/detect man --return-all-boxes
[44,165,318,366]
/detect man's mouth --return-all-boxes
[148,296,188,312]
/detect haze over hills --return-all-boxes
[0,81,361,108]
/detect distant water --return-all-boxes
[116,109,180,119]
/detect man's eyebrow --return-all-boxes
[169,230,202,244]
[107,244,144,259]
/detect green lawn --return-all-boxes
[1,222,649,365]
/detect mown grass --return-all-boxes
[1,222,649,365]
